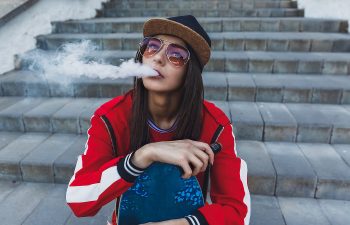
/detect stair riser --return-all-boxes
[97,8,304,18]
[1,138,350,202]
[1,77,349,104]
[1,100,350,144]
[102,1,297,10]
[52,19,348,33]
[16,53,350,75]
[36,36,350,53]
[2,163,348,201]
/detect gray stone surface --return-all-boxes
[21,184,71,225]
[0,97,45,131]
[313,104,350,144]
[23,98,72,132]
[203,72,228,100]
[0,131,21,150]
[0,70,49,96]
[53,18,348,33]
[0,132,49,181]
[286,103,332,143]
[17,49,350,74]
[64,200,115,225]
[253,75,283,102]
[51,98,101,134]
[0,97,23,111]
[332,144,350,167]
[278,197,332,225]
[250,195,285,225]
[0,179,21,202]
[279,75,312,103]
[318,199,350,225]
[99,78,133,98]
[3,71,350,104]
[99,8,304,18]
[298,143,350,200]
[236,141,276,195]
[257,103,297,142]
[1,177,350,225]
[73,77,102,97]
[227,73,256,101]
[37,32,350,53]
[54,135,87,183]
[0,181,53,225]
[21,133,78,182]
[229,102,263,140]
[264,142,316,197]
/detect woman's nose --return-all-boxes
[152,45,167,65]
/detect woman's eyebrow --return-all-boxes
[159,38,185,47]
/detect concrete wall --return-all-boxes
[298,0,350,32]
[0,0,108,74]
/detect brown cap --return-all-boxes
[143,15,211,69]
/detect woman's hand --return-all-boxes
[143,139,215,179]
[139,218,190,225]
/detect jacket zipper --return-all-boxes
[202,124,224,202]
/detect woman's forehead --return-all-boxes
[154,34,187,47]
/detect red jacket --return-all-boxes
[66,89,251,225]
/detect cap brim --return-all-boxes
[143,18,210,67]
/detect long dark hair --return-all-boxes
[129,37,205,153]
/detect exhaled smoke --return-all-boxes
[24,40,158,84]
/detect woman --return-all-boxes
[66,15,251,225]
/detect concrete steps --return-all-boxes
[2,0,350,222]
[0,179,349,225]
[97,8,304,18]
[36,32,350,52]
[102,0,298,10]
[0,131,350,201]
[2,70,350,105]
[0,96,350,144]
[15,49,350,75]
[51,17,348,33]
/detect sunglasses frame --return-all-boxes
[138,36,191,67]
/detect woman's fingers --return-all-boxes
[185,139,215,165]
[180,160,193,179]
[190,149,209,173]
[187,154,204,176]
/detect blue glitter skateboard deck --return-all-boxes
[117,162,204,225]
[117,142,222,225]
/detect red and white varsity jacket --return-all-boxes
[66,89,251,225]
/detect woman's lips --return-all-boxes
[154,69,164,78]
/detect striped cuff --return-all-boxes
[117,151,145,183]
[185,210,209,225]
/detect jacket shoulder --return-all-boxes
[203,100,231,126]
[94,89,133,116]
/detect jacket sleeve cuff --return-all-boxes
[117,151,145,183]
[185,210,209,225]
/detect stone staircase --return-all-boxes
[0,0,350,224]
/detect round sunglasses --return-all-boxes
[138,37,191,67]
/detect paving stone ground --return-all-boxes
[0,180,349,225]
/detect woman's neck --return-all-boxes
[148,90,181,129]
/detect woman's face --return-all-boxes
[141,34,189,93]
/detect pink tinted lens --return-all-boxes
[142,38,161,57]
[166,44,189,66]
